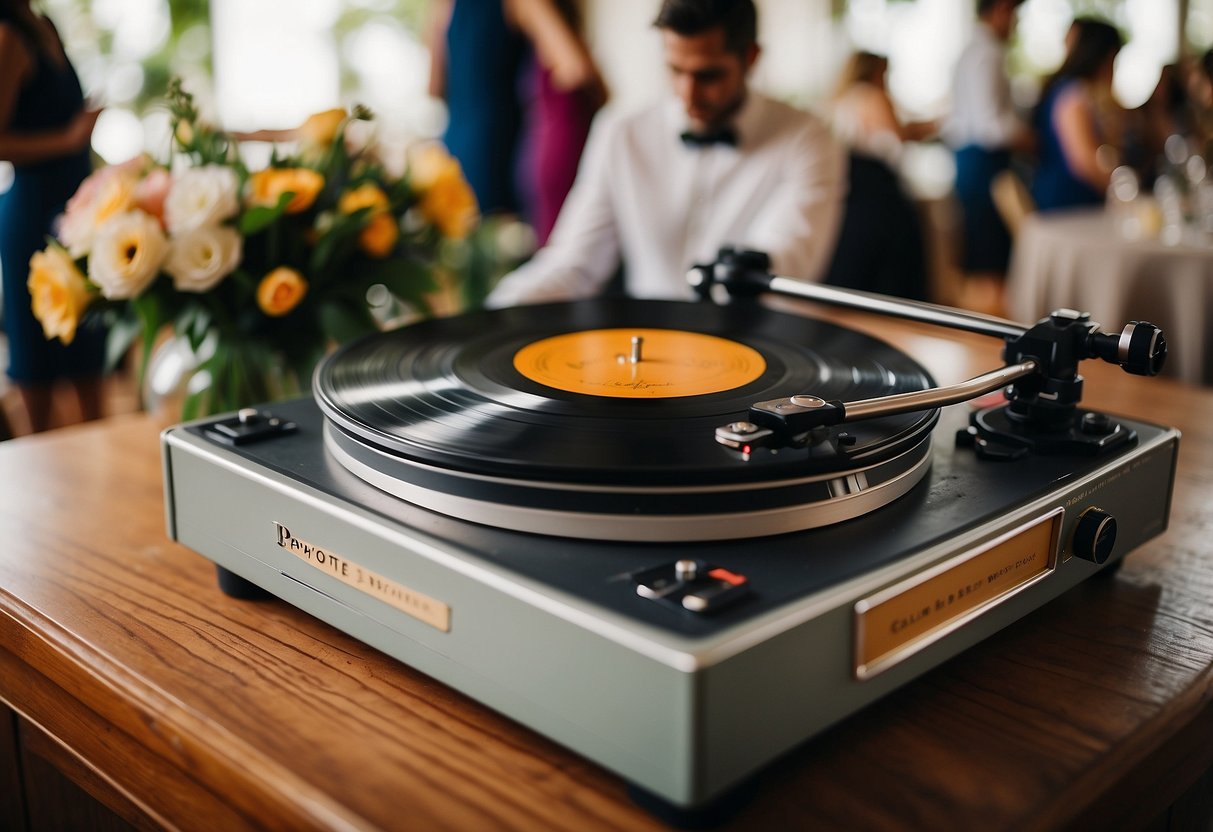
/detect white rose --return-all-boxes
[166,224,243,292]
[88,210,168,299]
[164,165,240,234]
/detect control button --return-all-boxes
[1072,507,1117,564]
[633,560,752,614]
[674,559,699,581]
[206,409,298,446]
[682,579,749,613]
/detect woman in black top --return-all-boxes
[0,0,102,433]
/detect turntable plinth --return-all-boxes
[2,316,1212,830]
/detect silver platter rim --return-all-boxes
[323,421,934,542]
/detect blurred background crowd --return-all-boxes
[4,0,1213,436]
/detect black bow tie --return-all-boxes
[679,127,738,148]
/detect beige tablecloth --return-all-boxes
[1008,208,1213,386]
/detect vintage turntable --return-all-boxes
[161,248,1179,818]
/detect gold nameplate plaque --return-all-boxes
[513,328,766,398]
[854,508,1062,679]
[274,523,450,632]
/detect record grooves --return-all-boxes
[314,299,940,540]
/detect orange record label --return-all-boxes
[513,328,766,398]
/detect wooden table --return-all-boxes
[2,309,1212,831]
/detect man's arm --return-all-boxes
[742,118,847,283]
[486,112,622,307]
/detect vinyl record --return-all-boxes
[315,299,939,540]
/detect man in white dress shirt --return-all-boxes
[943,0,1031,310]
[488,0,845,306]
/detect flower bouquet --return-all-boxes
[28,79,478,418]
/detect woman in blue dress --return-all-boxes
[428,0,529,216]
[0,0,102,432]
[1031,19,1124,213]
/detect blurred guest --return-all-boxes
[1182,49,1213,158]
[1030,18,1123,213]
[488,0,844,306]
[829,50,936,167]
[818,152,929,302]
[823,51,932,301]
[515,0,606,246]
[943,0,1031,311]
[427,0,602,220]
[0,0,104,433]
[1124,62,1195,181]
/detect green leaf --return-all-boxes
[130,292,169,389]
[363,259,438,308]
[103,313,142,373]
[319,300,378,344]
[237,192,292,235]
[308,212,366,279]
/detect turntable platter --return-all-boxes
[314,299,939,540]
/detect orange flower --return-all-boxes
[298,108,347,148]
[410,145,478,239]
[337,182,390,215]
[338,183,396,257]
[27,245,92,344]
[256,267,308,316]
[359,212,399,258]
[423,176,477,239]
[247,167,325,214]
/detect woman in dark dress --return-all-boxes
[0,0,102,432]
[1030,19,1123,213]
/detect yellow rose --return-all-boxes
[359,212,399,258]
[409,144,478,239]
[337,183,389,215]
[298,108,347,148]
[421,174,478,239]
[27,245,92,344]
[247,167,325,214]
[256,267,308,317]
[337,183,397,257]
[408,143,458,191]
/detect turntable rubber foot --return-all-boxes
[625,779,756,829]
[216,566,272,600]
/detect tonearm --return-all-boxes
[688,247,1167,460]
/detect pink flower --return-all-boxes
[135,167,173,225]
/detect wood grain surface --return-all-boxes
[1,306,1211,831]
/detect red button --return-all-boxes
[708,567,747,587]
